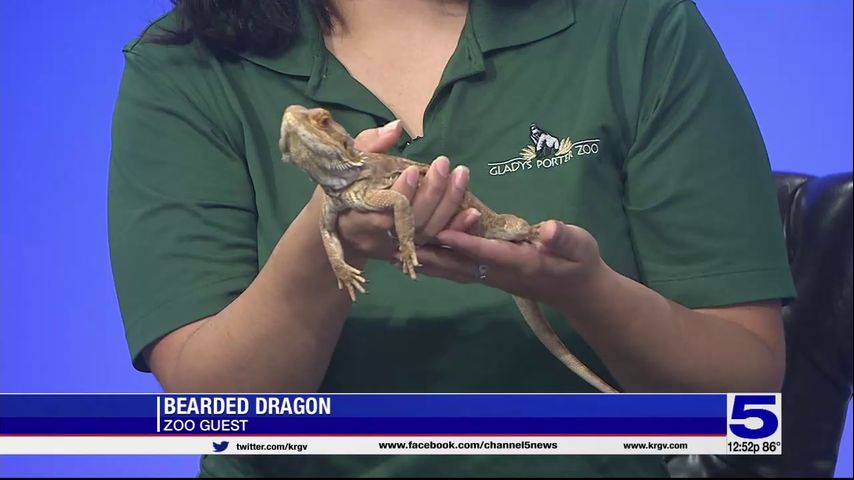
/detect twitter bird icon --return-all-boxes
[212,441,229,453]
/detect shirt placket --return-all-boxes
[303,12,486,163]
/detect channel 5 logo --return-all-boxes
[727,394,781,440]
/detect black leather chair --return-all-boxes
[667,172,853,477]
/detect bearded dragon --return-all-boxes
[278,105,617,394]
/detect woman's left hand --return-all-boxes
[413,219,613,311]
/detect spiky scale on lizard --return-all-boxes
[278,104,618,394]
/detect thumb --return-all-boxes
[539,220,594,262]
[353,119,403,153]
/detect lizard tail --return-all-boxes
[512,296,619,394]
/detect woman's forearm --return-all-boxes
[560,264,785,393]
[153,189,359,393]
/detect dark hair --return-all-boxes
[147,0,338,59]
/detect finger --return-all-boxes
[353,119,402,152]
[538,220,594,262]
[535,220,563,254]
[421,165,470,238]
[410,246,480,284]
[338,207,397,257]
[416,245,528,292]
[434,230,559,279]
[411,156,451,232]
[418,206,479,247]
[435,230,524,267]
[445,208,482,233]
[389,165,421,201]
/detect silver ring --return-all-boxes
[477,264,489,281]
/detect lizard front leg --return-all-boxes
[320,197,367,301]
[360,189,420,279]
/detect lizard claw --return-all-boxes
[398,244,420,280]
[333,262,367,301]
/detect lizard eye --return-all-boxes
[315,114,331,128]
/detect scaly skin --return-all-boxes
[278,105,618,394]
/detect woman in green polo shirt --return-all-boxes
[108,0,795,476]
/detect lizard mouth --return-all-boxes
[323,156,363,175]
[328,161,360,172]
[315,163,362,192]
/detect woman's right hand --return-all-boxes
[331,120,481,265]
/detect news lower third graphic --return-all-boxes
[0,394,782,455]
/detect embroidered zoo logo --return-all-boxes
[487,123,600,177]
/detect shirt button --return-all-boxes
[403,137,422,150]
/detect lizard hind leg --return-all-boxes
[319,197,367,301]
[320,229,367,301]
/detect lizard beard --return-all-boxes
[310,163,362,192]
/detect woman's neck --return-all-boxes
[327,0,469,40]
[322,0,470,137]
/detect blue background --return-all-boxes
[1,0,851,476]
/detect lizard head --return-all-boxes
[279,105,364,192]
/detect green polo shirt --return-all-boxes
[109,0,795,476]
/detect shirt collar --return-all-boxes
[470,0,576,53]
[238,0,321,77]
[239,0,576,77]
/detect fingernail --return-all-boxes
[469,208,481,219]
[547,221,563,245]
[406,167,419,187]
[380,119,401,135]
[453,166,469,189]
[434,156,450,178]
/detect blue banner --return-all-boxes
[0,394,728,436]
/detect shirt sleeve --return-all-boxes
[108,44,258,371]
[621,1,796,308]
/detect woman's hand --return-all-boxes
[417,217,787,393]
[332,120,481,265]
[415,220,613,311]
